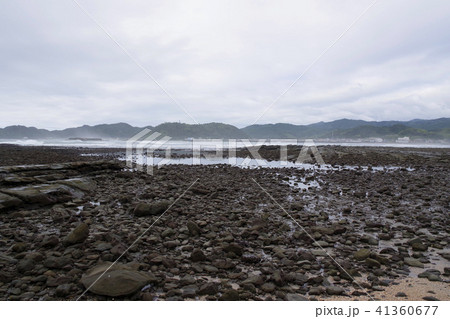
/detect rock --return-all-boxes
[95,242,113,252]
[261,282,276,293]
[181,285,198,298]
[55,284,73,297]
[12,242,28,253]
[186,221,201,236]
[326,286,345,295]
[219,289,240,301]
[311,250,328,257]
[272,270,284,286]
[0,253,17,264]
[223,243,243,256]
[309,287,325,295]
[17,258,35,273]
[59,178,96,192]
[423,296,440,301]
[361,235,378,245]
[191,187,209,195]
[408,238,423,246]
[2,184,83,206]
[242,275,264,286]
[44,256,71,269]
[354,248,371,261]
[190,249,206,262]
[42,236,60,248]
[241,253,261,263]
[286,293,308,301]
[287,273,308,285]
[212,259,234,269]
[198,283,218,295]
[404,257,424,268]
[418,271,442,282]
[161,228,176,238]
[365,258,381,268]
[133,200,171,217]
[444,267,450,276]
[180,275,197,286]
[63,223,89,246]
[395,292,407,297]
[412,242,428,251]
[203,265,218,273]
[0,192,23,210]
[80,262,156,297]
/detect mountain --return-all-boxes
[0,123,148,140]
[0,122,246,140]
[154,122,247,139]
[0,118,449,141]
[242,118,450,140]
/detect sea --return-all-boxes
[1,139,449,149]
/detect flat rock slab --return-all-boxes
[81,262,157,297]
[1,184,84,206]
[58,178,97,192]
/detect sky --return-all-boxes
[1,0,450,129]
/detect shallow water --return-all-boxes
[120,154,415,172]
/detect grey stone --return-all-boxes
[80,262,157,297]
[63,223,89,246]
[133,200,171,217]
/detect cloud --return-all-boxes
[0,0,449,129]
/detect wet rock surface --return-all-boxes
[0,145,449,300]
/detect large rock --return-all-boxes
[80,262,156,297]
[326,286,345,295]
[242,275,264,286]
[0,193,23,211]
[63,223,89,246]
[286,293,308,301]
[133,200,171,217]
[44,256,72,269]
[190,249,206,262]
[404,257,424,268]
[223,243,243,256]
[354,248,371,261]
[1,184,83,206]
[186,221,201,236]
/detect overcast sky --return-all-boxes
[1,0,450,129]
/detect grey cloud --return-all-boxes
[0,0,449,129]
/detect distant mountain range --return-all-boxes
[0,118,449,141]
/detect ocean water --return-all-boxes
[1,138,449,149]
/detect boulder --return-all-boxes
[354,248,371,261]
[286,293,308,301]
[80,262,157,297]
[187,221,201,236]
[63,223,89,246]
[223,243,243,256]
[219,289,240,301]
[326,286,345,295]
[404,257,424,268]
[0,193,23,211]
[133,200,171,217]
[190,249,206,262]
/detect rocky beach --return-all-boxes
[0,144,449,301]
